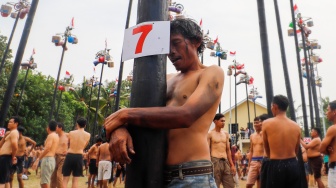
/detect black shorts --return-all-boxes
[24,157,33,169]
[0,155,12,184]
[261,157,300,188]
[308,156,323,179]
[62,153,83,177]
[115,166,125,177]
[89,159,98,175]
[11,156,25,174]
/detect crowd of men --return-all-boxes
[0,117,126,188]
[0,18,336,188]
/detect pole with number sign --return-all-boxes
[125,1,168,188]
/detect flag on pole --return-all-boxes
[105,38,107,49]
[213,36,218,44]
[199,19,203,27]
[70,17,74,28]
[115,79,118,84]
[32,48,36,55]
[230,51,236,56]
[65,71,71,79]
[293,4,300,15]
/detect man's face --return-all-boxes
[7,118,17,130]
[215,117,225,128]
[253,119,262,131]
[168,34,198,72]
[56,126,62,133]
[326,105,335,122]
[310,129,317,137]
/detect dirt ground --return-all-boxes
[13,172,329,188]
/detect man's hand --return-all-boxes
[105,109,127,141]
[108,127,135,164]
[31,159,39,170]
[230,164,236,175]
[12,156,17,165]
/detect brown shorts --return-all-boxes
[247,160,262,185]
[308,156,323,179]
[211,157,234,188]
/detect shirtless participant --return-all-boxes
[207,114,235,188]
[83,150,88,176]
[34,146,42,176]
[10,126,36,188]
[261,95,301,188]
[62,117,90,188]
[105,18,224,187]
[0,117,20,188]
[301,128,324,188]
[246,116,264,188]
[32,120,59,188]
[23,144,35,176]
[87,138,102,188]
[50,122,69,188]
[97,141,112,188]
[321,100,336,188]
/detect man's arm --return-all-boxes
[248,135,253,169]
[300,138,319,150]
[96,146,100,167]
[320,127,336,154]
[10,131,19,160]
[24,136,36,153]
[262,123,270,158]
[37,136,52,160]
[0,131,10,148]
[105,65,224,134]
[226,133,236,175]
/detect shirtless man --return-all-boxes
[246,116,264,188]
[10,126,36,188]
[105,18,223,187]
[87,138,102,188]
[23,144,35,176]
[34,146,42,176]
[301,128,324,188]
[83,150,88,176]
[320,100,336,188]
[207,113,235,188]
[261,95,301,188]
[62,117,90,188]
[32,120,59,188]
[50,122,69,188]
[301,145,309,183]
[0,117,20,188]
[97,141,112,188]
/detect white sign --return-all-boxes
[122,21,170,61]
[303,137,311,143]
[0,128,6,137]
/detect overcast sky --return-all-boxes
[1,0,335,120]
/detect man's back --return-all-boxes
[68,129,90,154]
[98,143,111,161]
[166,65,223,165]
[263,116,300,159]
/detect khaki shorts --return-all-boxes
[97,161,112,180]
[247,160,262,185]
[40,157,56,185]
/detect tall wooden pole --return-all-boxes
[126,1,168,188]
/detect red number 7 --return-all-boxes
[132,24,153,54]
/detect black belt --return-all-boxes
[329,161,336,168]
[165,165,213,179]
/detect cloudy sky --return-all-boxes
[1,0,335,120]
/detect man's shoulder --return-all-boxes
[202,65,224,75]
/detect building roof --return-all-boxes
[222,98,267,115]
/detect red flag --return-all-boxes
[214,36,218,44]
[230,51,236,56]
[199,19,202,27]
[65,71,71,79]
[249,76,254,85]
[70,17,74,28]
